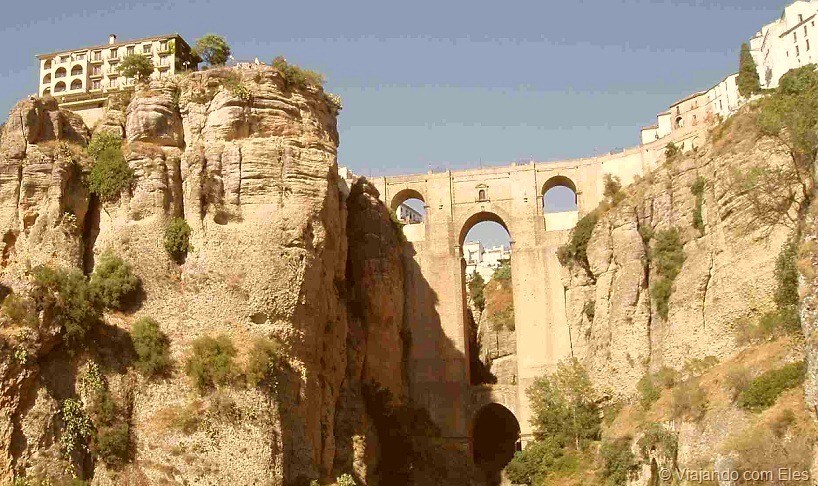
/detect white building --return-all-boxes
[750,0,818,89]
[397,203,423,224]
[464,241,511,282]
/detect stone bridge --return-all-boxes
[369,144,661,459]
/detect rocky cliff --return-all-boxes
[0,67,426,485]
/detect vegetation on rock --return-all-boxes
[598,436,639,485]
[272,56,325,90]
[86,132,133,202]
[690,176,706,234]
[557,211,599,279]
[118,54,154,81]
[164,217,192,263]
[737,42,761,97]
[737,360,805,411]
[185,334,239,392]
[603,174,625,206]
[637,367,678,408]
[650,228,685,320]
[131,317,171,377]
[245,335,284,387]
[195,34,231,66]
[32,265,100,351]
[89,251,140,310]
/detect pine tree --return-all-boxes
[738,42,761,97]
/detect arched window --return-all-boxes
[70,79,83,91]
[675,116,684,129]
[54,82,66,93]
[55,67,66,78]
[44,60,52,70]
[42,88,51,96]
[478,189,487,201]
[42,73,51,84]
[71,65,83,76]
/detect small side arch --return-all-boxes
[472,403,521,476]
[541,174,577,197]
[55,67,67,78]
[71,64,83,76]
[70,79,83,91]
[54,81,66,93]
[389,187,425,212]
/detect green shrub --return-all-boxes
[32,265,100,351]
[738,361,805,411]
[725,427,813,484]
[467,272,486,312]
[603,174,625,206]
[194,34,231,66]
[245,336,284,387]
[131,317,171,377]
[336,474,356,486]
[724,365,751,402]
[492,259,512,281]
[89,146,133,201]
[650,228,685,319]
[94,422,130,466]
[168,404,200,434]
[598,437,639,486]
[89,251,139,310]
[528,359,600,448]
[671,380,708,422]
[118,54,154,80]
[737,42,761,97]
[684,356,718,377]
[664,143,680,159]
[164,217,192,263]
[774,237,799,316]
[86,132,122,160]
[690,176,706,233]
[490,305,515,332]
[506,438,581,485]
[1,293,37,327]
[272,56,325,90]
[60,398,93,457]
[637,423,678,464]
[185,334,238,392]
[637,367,678,409]
[736,307,800,344]
[557,211,599,278]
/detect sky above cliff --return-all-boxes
[0,0,794,245]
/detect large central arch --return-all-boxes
[472,403,521,484]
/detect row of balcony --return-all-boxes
[43,44,172,70]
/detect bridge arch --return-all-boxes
[472,403,521,481]
[389,187,425,212]
[541,174,580,231]
[458,210,512,248]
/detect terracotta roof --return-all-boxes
[670,90,708,107]
[36,33,197,60]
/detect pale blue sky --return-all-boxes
[0,0,790,246]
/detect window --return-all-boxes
[92,66,102,75]
[159,55,170,67]
[42,88,50,96]
[55,67,66,78]
[54,81,66,93]
[110,78,118,88]
[478,189,487,201]
[75,53,85,61]
[127,46,134,56]
[70,79,82,90]
[110,48,118,58]
[799,14,804,22]
[71,65,83,76]
[143,44,151,54]
[92,51,101,61]
[43,59,52,70]
[160,41,168,51]
[797,46,801,56]
[60,55,69,63]
[42,74,51,84]
[794,32,797,41]
[805,26,809,36]
[91,79,101,90]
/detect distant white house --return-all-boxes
[750,0,818,89]
[397,203,423,224]
[464,241,511,282]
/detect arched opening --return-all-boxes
[71,65,83,76]
[390,188,426,242]
[478,189,487,201]
[70,79,83,91]
[54,82,66,93]
[472,403,521,484]
[42,73,51,84]
[44,60,52,70]
[542,175,579,231]
[460,213,514,386]
[675,116,684,129]
[42,88,51,96]
[55,67,66,78]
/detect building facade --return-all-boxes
[750,0,818,89]
[464,241,511,282]
[36,33,199,127]
[397,203,424,224]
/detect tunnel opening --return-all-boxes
[460,213,514,386]
[472,403,521,484]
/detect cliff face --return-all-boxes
[0,67,412,485]
[561,123,792,397]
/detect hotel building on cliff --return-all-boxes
[36,33,200,127]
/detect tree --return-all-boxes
[118,54,154,81]
[195,34,231,66]
[467,271,485,312]
[738,43,761,97]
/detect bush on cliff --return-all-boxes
[272,56,325,90]
[557,211,599,279]
[89,251,140,310]
[194,34,231,66]
[185,334,238,392]
[118,54,154,81]
[32,265,100,351]
[650,228,685,320]
[131,317,171,377]
[738,361,805,411]
[245,335,284,387]
[164,217,192,263]
[598,436,639,486]
[467,271,486,312]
